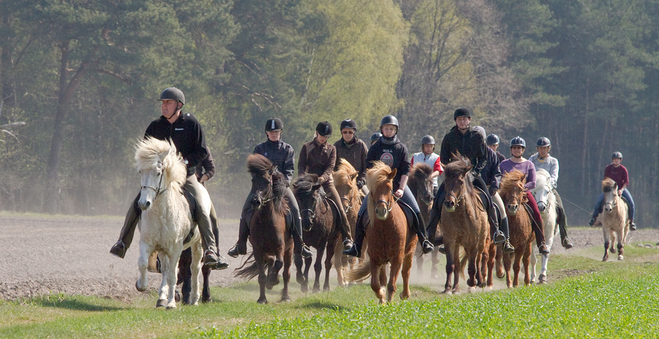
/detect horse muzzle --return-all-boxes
[507,204,519,215]
[375,206,389,220]
[537,202,546,213]
[443,200,456,213]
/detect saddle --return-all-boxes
[523,203,542,230]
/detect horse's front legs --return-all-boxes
[451,246,461,294]
[281,246,292,302]
[400,251,414,300]
[443,243,455,294]
[189,242,203,305]
[300,256,312,293]
[539,252,549,284]
[163,250,182,309]
[523,243,532,286]
[370,263,385,304]
[602,228,611,262]
[313,244,326,293]
[512,250,522,288]
[387,259,402,302]
[323,243,335,291]
[617,232,625,261]
[136,242,152,293]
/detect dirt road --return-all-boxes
[0,214,657,301]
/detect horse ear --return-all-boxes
[388,168,397,180]
[350,172,358,181]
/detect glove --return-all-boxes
[489,185,498,196]
[356,179,365,190]
[317,177,325,185]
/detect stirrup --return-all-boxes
[342,239,354,251]
[301,244,313,258]
[421,240,434,254]
[342,246,359,257]
[493,230,505,244]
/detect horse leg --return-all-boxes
[610,232,617,253]
[523,244,532,286]
[530,249,537,284]
[387,259,402,303]
[156,254,170,307]
[443,243,454,294]
[400,251,414,300]
[503,249,512,288]
[295,250,305,285]
[313,244,325,293]
[267,256,282,290]
[452,246,461,294]
[136,243,151,293]
[201,264,211,303]
[486,243,496,289]
[467,250,477,288]
[512,250,521,288]
[190,242,203,305]
[300,255,311,293]
[496,244,505,279]
[602,227,610,262]
[415,244,424,278]
[431,248,440,280]
[370,264,385,304]
[178,248,192,304]
[257,260,268,304]
[166,251,182,309]
[281,246,292,302]
[539,251,549,284]
[324,242,335,291]
[617,232,624,261]
[334,240,345,287]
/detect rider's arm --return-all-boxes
[319,146,336,184]
[297,143,308,177]
[283,145,295,184]
[524,162,537,190]
[396,175,409,197]
[549,157,559,189]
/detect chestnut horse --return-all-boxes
[332,159,363,286]
[292,173,340,293]
[439,156,489,294]
[233,154,293,304]
[345,161,417,303]
[408,163,441,279]
[497,170,534,288]
[598,178,629,261]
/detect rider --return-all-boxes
[486,133,505,164]
[227,118,313,259]
[410,135,443,196]
[529,137,574,248]
[499,136,550,254]
[370,132,382,146]
[334,119,369,192]
[474,127,515,253]
[426,108,506,247]
[298,121,355,252]
[588,152,636,230]
[196,147,215,185]
[109,87,228,269]
[343,115,435,257]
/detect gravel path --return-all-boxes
[1,214,657,301]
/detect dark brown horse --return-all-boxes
[332,159,363,286]
[292,173,340,293]
[408,163,441,278]
[497,170,534,288]
[439,155,489,294]
[346,161,417,303]
[233,154,293,304]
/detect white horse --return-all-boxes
[529,169,559,284]
[134,137,204,309]
[598,178,629,261]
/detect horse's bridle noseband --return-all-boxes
[141,161,167,196]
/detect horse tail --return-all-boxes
[345,260,372,283]
[233,253,260,281]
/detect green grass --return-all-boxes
[2,246,658,338]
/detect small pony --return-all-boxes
[408,163,441,279]
[292,173,341,293]
[439,155,489,294]
[134,137,204,309]
[497,170,534,288]
[530,169,560,283]
[598,178,629,261]
[332,159,363,286]
[233,154,293,304]
[345,161,417,303]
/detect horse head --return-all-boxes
[247,154,278,211]
[500,170,527,215]
[293,174,322,231]
[333,159,359,214]
[409,163,434,206]
[602,178,619,213]
[135,137,186,211]
[442,155,472,213]
[532,169,552,213]
[366,161,396,221]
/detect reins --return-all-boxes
[140,161,168,196]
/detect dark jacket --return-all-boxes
[298,138,336,184]
[253,139,296,184]
[480,147,502,194]
[145,113,208,177]
[440,126,487,173]
[366,136,411,191]
[334,137,368,184]
[195,147,215,181]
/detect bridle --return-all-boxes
[141,161,167,196]
[374,190,400,213]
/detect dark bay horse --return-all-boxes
[439,156,489,294]
[292,173,340,293]
[346,161,417,303]
[497,170,534,288]
[233,154,292,304]
[408,163,441,278]
[332,159,363,286]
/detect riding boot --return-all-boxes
[228,209,252,258]
[500,216,515,253]
[110,193,141,259]
[343,211,366,257]
[487,205,505,244]
[426,190,445,245]
[411,210,433,254]
[292,216,313,258]
[556,205,573,249]
[530,216,549,254]
[326,184,354,251]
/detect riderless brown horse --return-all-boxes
[292,173,341,293]
[345,161,417,303]
[408,163,441,279]
[497,170,534,288]
[439,155,489,294]
[233,154,292,304]
[332,159,364,286]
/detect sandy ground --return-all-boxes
[1,214,658,301]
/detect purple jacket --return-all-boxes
[499,159,536,190]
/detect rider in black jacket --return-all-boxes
[110,87,228,269]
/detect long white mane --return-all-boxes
[135,137,187,195]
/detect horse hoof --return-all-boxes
[257,298,268,304]
[301,284,308,293]
[442,289,452,295]
[324,286,330,292]
[202,295,212,303]
[166,304,176,310]
[296,275,305,285]
[156,299,167,308]
[539,275,547,284]
[618,255,624,261]
[280,296,291,302]
[135,281,147,292]
[175,291,181,303]
[312,286,320,293]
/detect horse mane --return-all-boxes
[535,168,550,187]
[247,153,274,176]
[366,161,394,192]
[410,163,433,181]
[602,178,616,192]
[135,137,186,193]
[334,159,357,188]
[500,170,526,192]
[293,173,319,197]
[443,152,471,178]
[247,153,288,214]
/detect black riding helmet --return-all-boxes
[510,136,526,148]
[380,115,399,134]
[159,87,185,107]
[421,135,435,145]
[340,119,357,131]
[612,151,623,159]
[316,121,332,137]
[265,117,283,131]
[453,107,471,120]
[486,134,500,146]
[536,137,551,147]
[370,132,382,144]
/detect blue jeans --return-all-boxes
[592,188,635,220]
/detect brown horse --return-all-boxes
[292,173,340,293]
[598,178,629,261]
[439,155,489,294]
[497,170,534,288]
[332,159,364,286]
[233,154,293,304]
[408,163,441,279]
[345,161,417,303]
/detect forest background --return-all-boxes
[1,0,657,227]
